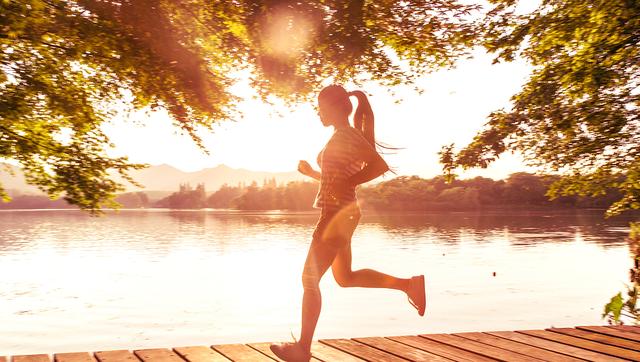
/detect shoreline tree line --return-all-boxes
[0,172,624,213]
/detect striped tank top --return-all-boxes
[313,126,374,211]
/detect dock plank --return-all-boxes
[550,327,640,351]
[421,333,541,361]
[354,337,450,362]
[454,332,582,362]
[211,344,273,362]
[388,335,497,362]
[134,349,185,362]
[519,329,640,360]
[54,353,96,362]
[12,356,51,362]
[319,339,406,362]
[172,347,229,362]
[609,325,640,334]
[245,343,282,361]
[95,351,140,362]
[489,331,625,362]
[246,342,322,362]
[577,325,640,343]
[309,341,365,362]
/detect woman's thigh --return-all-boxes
[331,241,352,280]
[330,207,361,278]
[305,206,360,285]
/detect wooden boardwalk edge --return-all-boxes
[4,325,640,362]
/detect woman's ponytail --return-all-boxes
[348,90,400,174]
[349,90,375,147]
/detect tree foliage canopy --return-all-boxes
[442,0,640,216]
[1,0,478,211]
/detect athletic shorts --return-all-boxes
[312,203,361,249]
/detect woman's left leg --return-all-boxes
[331,242,410,291]
[329,206,426,316]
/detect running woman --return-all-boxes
[270,84,426,362]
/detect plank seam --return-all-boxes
[481,332,591,361]
[608,326,640,335]
[93,351,143,362]
[209,347,232,361]
[492,331,628,361]
[317,340,369,361]
[171,347,232,362]
[575,326,640,344]
[420,334,518,361]
[385,336,494,362]
[318,340,405,362]
[351,338,429,362]
[454,333,568,361]
[244,344,278,361]
[310,342,367,362]
[516,331,631,361]
[547,328,640,355]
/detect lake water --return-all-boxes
[0,209,635,355]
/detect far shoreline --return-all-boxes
[1,206,636,218]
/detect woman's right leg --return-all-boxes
[271,239,338,361]
[298,240,340,351]
[271,220,341,361]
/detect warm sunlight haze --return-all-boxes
[103,49,534,179]
[3,0,639,359]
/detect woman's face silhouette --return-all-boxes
[317,99,332,127]
[317,85,351,128]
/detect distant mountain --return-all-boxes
[0,163,305,197]
[122,164,305,192]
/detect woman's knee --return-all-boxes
[302,241,339,291]
[332,268,355,288]
[302,269,321,292]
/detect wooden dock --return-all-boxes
[4,325,640,361]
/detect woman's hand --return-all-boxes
[298,161,320,181]
[298,160,321,181]
[298,160,313,176]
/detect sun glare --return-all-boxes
[261,7,316,60]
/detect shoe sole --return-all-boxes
[410,275,426,317]
[417,275,426,316]
[269,344,311,362]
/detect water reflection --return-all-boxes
[2,209,628,248]
[0,209,635,354]
[368,210,632,247]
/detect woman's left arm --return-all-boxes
[347,152,389,186]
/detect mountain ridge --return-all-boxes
[0,163,306,196]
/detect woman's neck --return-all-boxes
[332,118,350,130]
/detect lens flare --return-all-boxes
[260,6,317,60]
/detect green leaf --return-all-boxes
[603,292,624,323]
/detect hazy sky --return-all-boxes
[103,45,535,180]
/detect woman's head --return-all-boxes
[317,84,376,147]
[317,85,352,127]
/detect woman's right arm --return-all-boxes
[298,160,321,181]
